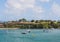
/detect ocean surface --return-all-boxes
[0,29,60,42]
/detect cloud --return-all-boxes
[4,0,45,21]
[33,6,44,13]
[32,6,45,19]
[39,0,50,2]
[5,0,44,15]
[52,2,60,16]
[5,0,35,9]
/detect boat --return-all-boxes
[43,29,50,32]
[21,25,31,34]
[21,32,27,34]
[27,25,31,33]
[21,32,26,34]
[51,28,54,30]
[27,29,31,33]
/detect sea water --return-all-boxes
[0,29,60,42]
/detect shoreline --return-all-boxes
[0,28,18,30]
[0,28,60,30]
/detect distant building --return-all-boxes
[0,23,4,28]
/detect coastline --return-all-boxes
[0,28,18,30]
[0,28,60,30]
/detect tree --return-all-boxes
[31,20,35,22]
[35,20,39,23]
[19,18,27,22]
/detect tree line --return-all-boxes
[2,18,60,29]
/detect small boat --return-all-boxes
[43,29,45,32]
[21,25,31,34]
[27,29,31,33]
[43,29,49,32]
[51,28,54,30]
[21,32,27,34]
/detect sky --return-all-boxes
[0,0,60,21]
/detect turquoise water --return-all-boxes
[0,29,60,42]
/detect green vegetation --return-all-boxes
[1,18,60,29]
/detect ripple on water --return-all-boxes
[0,29,60,42]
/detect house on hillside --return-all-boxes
[0,23,4,28]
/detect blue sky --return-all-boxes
[0,0,60,21]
